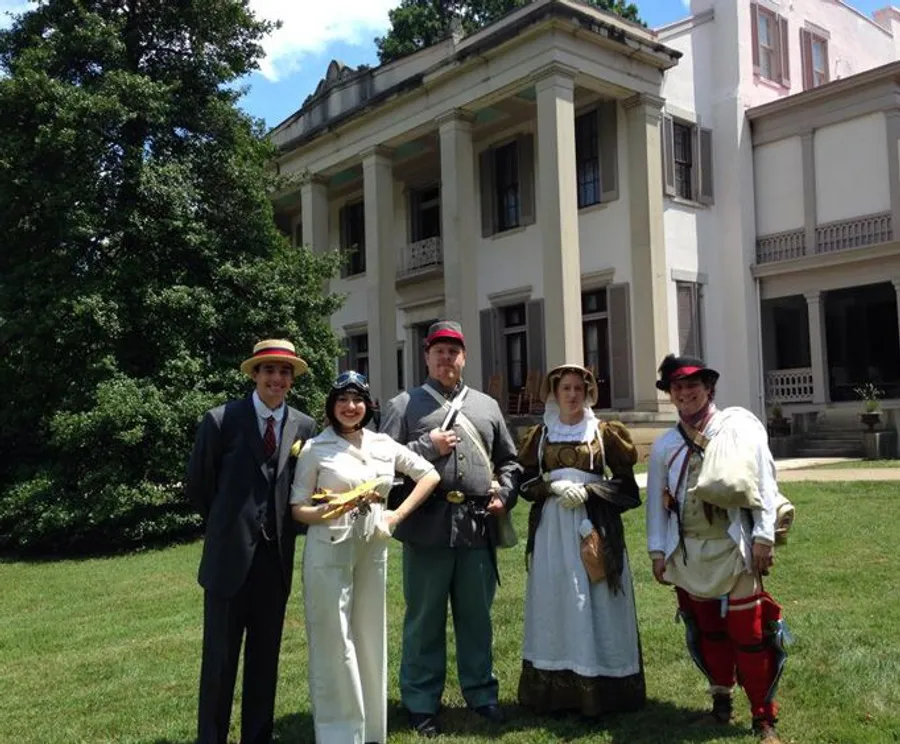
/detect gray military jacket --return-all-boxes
[381,377,521,548]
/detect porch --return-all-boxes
[763,280,900,406]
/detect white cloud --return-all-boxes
[249,0,396,82]
[0,0,394,80]
[0,1,33,30]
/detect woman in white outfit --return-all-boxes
[291,371,440,744]
[515,364,645,716]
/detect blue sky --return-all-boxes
[0,0,891,128]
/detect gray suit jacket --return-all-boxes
[186,396,317,598]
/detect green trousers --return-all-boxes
[399,544,498,714]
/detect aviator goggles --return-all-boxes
[333,370,369,392]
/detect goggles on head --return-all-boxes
[333,370,369,392]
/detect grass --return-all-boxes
[2,482,899,743]
[808,459,900,470]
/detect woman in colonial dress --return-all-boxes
[516,364,646,716]
[290,371,440,744]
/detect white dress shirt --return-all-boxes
[252,390,286,448]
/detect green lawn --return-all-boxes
[2,483,899,743]
[809,459,900,469]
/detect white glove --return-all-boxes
[549,481,588,510]
[373,510,399,540]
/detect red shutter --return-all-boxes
[779,15,790,87]
[800,28,813,90]
[750,3,760,75]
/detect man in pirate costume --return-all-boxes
[646,354,789,743]
[380,320,521,737]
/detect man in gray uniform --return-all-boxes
[381,320,521,737]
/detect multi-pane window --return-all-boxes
[494,142,520,232]
[350,334,369,378]
[752,3,789,87]
[581,289,611,408]
[757,9,778,81]
[340,200,365,276]
[673,123,693,201]
[811,39,827,86]
[411,186,441,242]
[801,28,829,90]
[575,111,600,208]
[503,304,527,393]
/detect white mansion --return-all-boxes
[270,0,900,435]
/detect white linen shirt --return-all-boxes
[645,406,778,572]
[291,426,436,540]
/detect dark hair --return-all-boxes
[325,384,373,431]
[552,369,588,397]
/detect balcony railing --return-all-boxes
[815,212,892,255]
[766,367,814,404]
[757,211,894,265]
[397,236,443,277]
[756,229,806,264]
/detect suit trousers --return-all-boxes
[303,521,388,744]
[399,544,498,714]
[197,538,288,744]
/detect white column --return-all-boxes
[805,290,829,404]
[438,110,482,388]
[624,93,670,411]
[300,176,329,253]
[535,64,583,369]
[893,279,900,354]
[363,147,398,403]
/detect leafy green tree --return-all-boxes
[376,0,644,62]
[0,0,343,553]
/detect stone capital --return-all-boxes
[532,62,579,91]
[361,145,393,166]
[436,109,475,129]
[803,290,822,305]
[891,278,900,292]
[623,92,665,114]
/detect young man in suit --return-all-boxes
[187,339,317,744]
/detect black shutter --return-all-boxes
[518,134,535,226]
[526,299,545,378]
[608,283,634,409]
[698,128,714,205]
[479,149,496,238]
[598,101,619,203]
[662,114,676,197]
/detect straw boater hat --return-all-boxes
[655,354,719,392]
[240,339,308,377]
[539,364,599,407]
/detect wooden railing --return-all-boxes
[756,229,806,264]
[815,212,892,254]
[397,236,443,276]
[766,367,814,403]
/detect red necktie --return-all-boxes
[263,416,277,459]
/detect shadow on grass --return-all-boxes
[381,699,750,743]
[149,710,317,744]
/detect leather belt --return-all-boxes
[441,489,486,505]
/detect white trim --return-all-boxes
[342,321,367,335]
[671,268,709,284]
[488,285,533,306]
[581,268,616,289]
[803,20,831,39]
[655,9,715,39]
[665,104,698,125]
